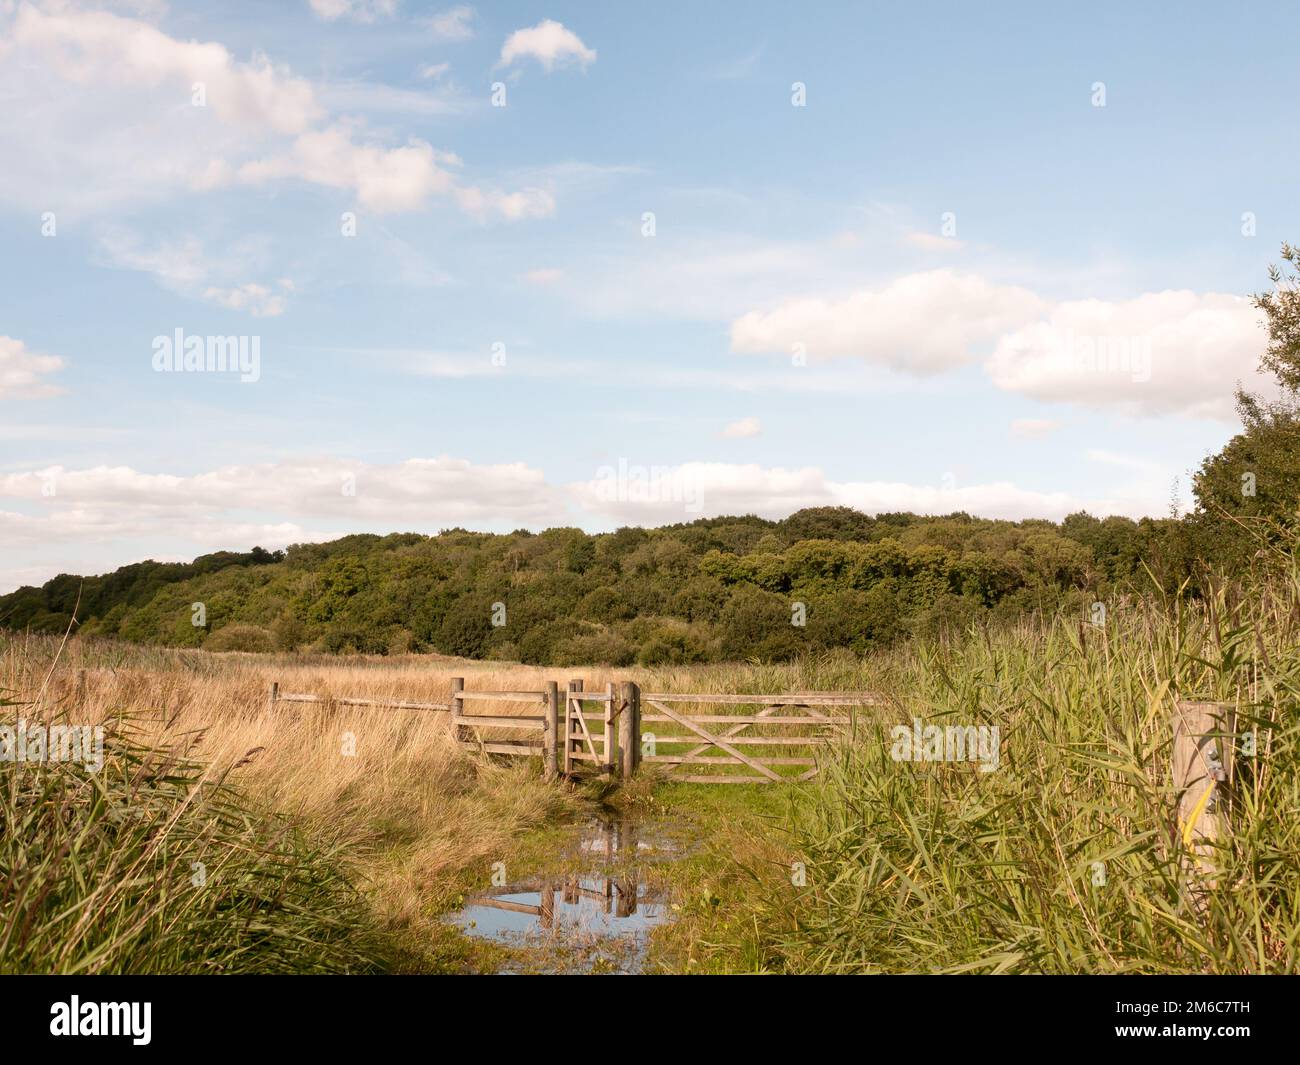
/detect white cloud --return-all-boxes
[569,461,1161,525]
[499,19,596,72]
[0,456,558,522]
[7,5,320,134]
[426,5,474,41]
[721,416,762,438]
[0,5,545,218]
[309,0,398,22]
[418,61,450,80]
[1009,418,1060,439]
[903,231,965,252]
[985,290,1270,420]
[522,267,563,285]
[202,281,293,317]
[0,337,65,400]
[730,270,1046,374]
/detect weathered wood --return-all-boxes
[640,714,851,725]
[544,681,559,779]
[649,701,782,781]
[564,679,582,776]
[455,714,546,730]
[619,681,639,779]
[449,676,464,744]
[650,735,835,746]
[566,691,614,702]
[76,668,87,706]
[276,692,449,711]
[677,775,774,785]
[458,741,545,756]
[641,692,879,705]
[643,754,817,766]
[1173,700,1228,883]
[457,691,546,703]
[604,681,618,776]
[268,681,278,713]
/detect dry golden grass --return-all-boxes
[3,634,611,970]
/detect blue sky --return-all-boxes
[1,0,1297,591]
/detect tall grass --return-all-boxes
[0,634,587,973]
[687,551,1300,973]
[0,693,376,973]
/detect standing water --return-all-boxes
[447,815,675,973]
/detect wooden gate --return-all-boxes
[449,678,560,777]
[564,680,618,776]
[637,691,871,783]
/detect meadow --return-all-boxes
[4,530,1298,974]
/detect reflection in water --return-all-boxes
[447,817,670,973]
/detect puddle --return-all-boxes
[447,816,674,973]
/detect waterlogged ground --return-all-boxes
[446,814,684,974]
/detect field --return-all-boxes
[4,540,1300,973]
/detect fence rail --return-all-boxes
[266,677,870,786]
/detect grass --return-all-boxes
[6,538,1300,974]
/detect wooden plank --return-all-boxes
[277,693,449,711]
[620,681,639,779]
[457,715,546,730]
[604,681,617,775]
[676,775,774,784]
[568,696,601,762]
[648,735,835,746]
[640,714,850,725]
[648,701,782,781]
[459,741,544,756]
[457,691,546,703]
[449,676,464,744]
[641,692,879,705]
[1173,699,1227,885]
[544,680,559,780]
[643,755,816,766]
[568,691,613,703]
[565,679,582,776]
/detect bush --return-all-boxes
[203,623,275,653]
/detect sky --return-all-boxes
[2,0,1298,593]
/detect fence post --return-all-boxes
[76,668,87,707]
[604,681,618,777]
[1173,700,1228,886]
[544,680,559,779]
[620,681,640,780]
[565,679,582,777]
[449,677,464,746]
[267,681,278,712]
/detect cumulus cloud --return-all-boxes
[0,5,547,218]
[729,270,1047,374]
[0,456,559,524]
[499,19,596,71]
[985,290,1270,420]
[721,416,762,438]
[0,337,65,400]
[202,280,294,317]
[425,5,475,41]
[309,0,398,22]
[1009,418,1061,439]
[568,461,1162,526]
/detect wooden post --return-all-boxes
[619,681,640,780]
[1173,700,1227,884]
[76,668,87,707]
[604,681,618,777]
[544,680,559,780]
[565,679,582,776]
[449,677,464,745]
[267,681,278,712]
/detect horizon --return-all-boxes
[4,1,1298,593]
